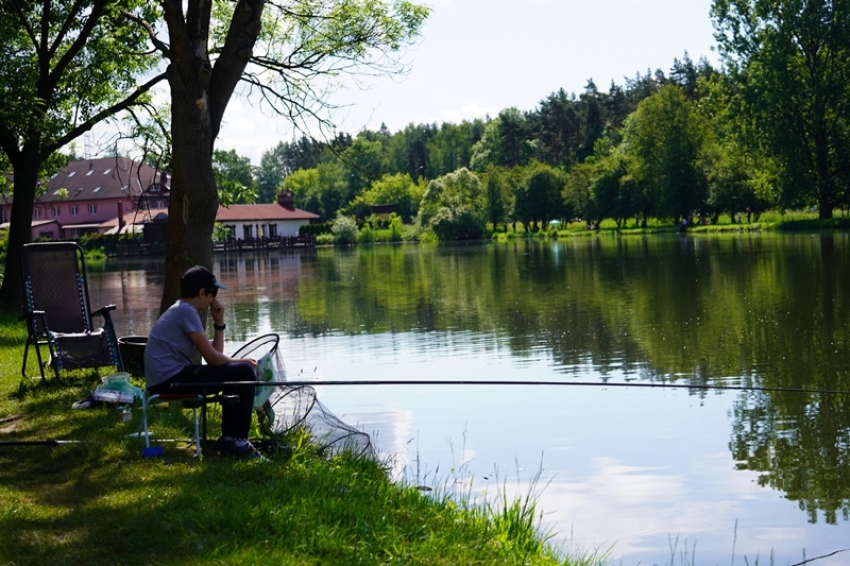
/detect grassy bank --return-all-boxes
[0,313,601,566]
[489,210,850,241]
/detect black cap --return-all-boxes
[180,266,226,297]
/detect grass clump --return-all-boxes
[0,312,598,566]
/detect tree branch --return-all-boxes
[161,0,192,75]
[8,0,39,53]
[121,9,171,57]
[0,123,22,163]
[42,72,167,156]
[48,0,110,92]
[209,0,266,138]
[46,0,88,61]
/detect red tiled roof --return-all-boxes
[41,157,169,203]
[216,204,319,222]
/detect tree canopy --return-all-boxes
[0,0,163,310]
[150,0,428,310]
[712,0,850,218]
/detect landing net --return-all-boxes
[231,334,374,458]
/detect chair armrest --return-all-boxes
[19,309,46,321]
[90,304,117,318]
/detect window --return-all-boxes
[93,187,101,192]
[243,225,253,239]
[33,208,42,219]
[86,170,94,176]
[268,224,278,238]
[103,168,111,174]
[52,206,60,217]
[67,171,76,177]
[88,204,97,215]
[70,205,79,216]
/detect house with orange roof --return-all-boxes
[215,190,319,240]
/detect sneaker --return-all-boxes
[214,437,267,461]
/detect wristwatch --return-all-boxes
[213,323,226,331]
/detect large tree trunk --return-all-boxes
[0,149,42,313]
[159,63,219,313]
[159,0,264,313]
[818,195,834,220]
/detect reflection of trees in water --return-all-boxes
[731,390,850,524]
[283,234,850,521]
[199,236,850,520]
[284,237,850,387]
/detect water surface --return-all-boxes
[88,234,850,565]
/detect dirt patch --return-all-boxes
[0,414,23,434]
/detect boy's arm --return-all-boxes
[210,299,225,353]
[189,331,233,366]
[188,330,258,368]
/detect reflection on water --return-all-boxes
[87,234,850,565]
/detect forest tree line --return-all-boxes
[220,1,850,240]
[229,55,722,236]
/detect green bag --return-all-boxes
[253,352,275,410]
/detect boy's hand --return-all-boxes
[210,298,225,324]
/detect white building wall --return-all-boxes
[222,219,311,239]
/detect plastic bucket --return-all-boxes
[118,335,147,376]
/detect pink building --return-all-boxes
[0,157,169,239]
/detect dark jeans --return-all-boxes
[150,362,256,439]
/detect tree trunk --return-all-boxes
[159,63,219,313]
[0,149,42,313]
[158,0,264,313]
[818,195,834,220]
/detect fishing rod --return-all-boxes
[0,437,208,448]
[0,439,82,446]
[170,379,850,396]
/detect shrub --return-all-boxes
[429,206,485,241]
[79,233,121,254]
[0,226,7,261]
[331,215,359,245]
[316,233,335,245]
[300,221,332,237]
[357,223,376,244]
[388,214,404,242]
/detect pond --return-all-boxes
[87,234,850,565]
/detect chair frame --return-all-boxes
[142,393,205,457]
[141,390,239,457]
[20,241,124,382]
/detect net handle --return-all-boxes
[230,333,280,359]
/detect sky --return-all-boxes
[99,0,721,165]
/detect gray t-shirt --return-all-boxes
[144,300,205,388]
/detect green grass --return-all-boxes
[0,313,599,565]
[488,209,850,241]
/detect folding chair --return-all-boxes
[141,390,242,457]
[20,242,124,382]
[141,392,205,457]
